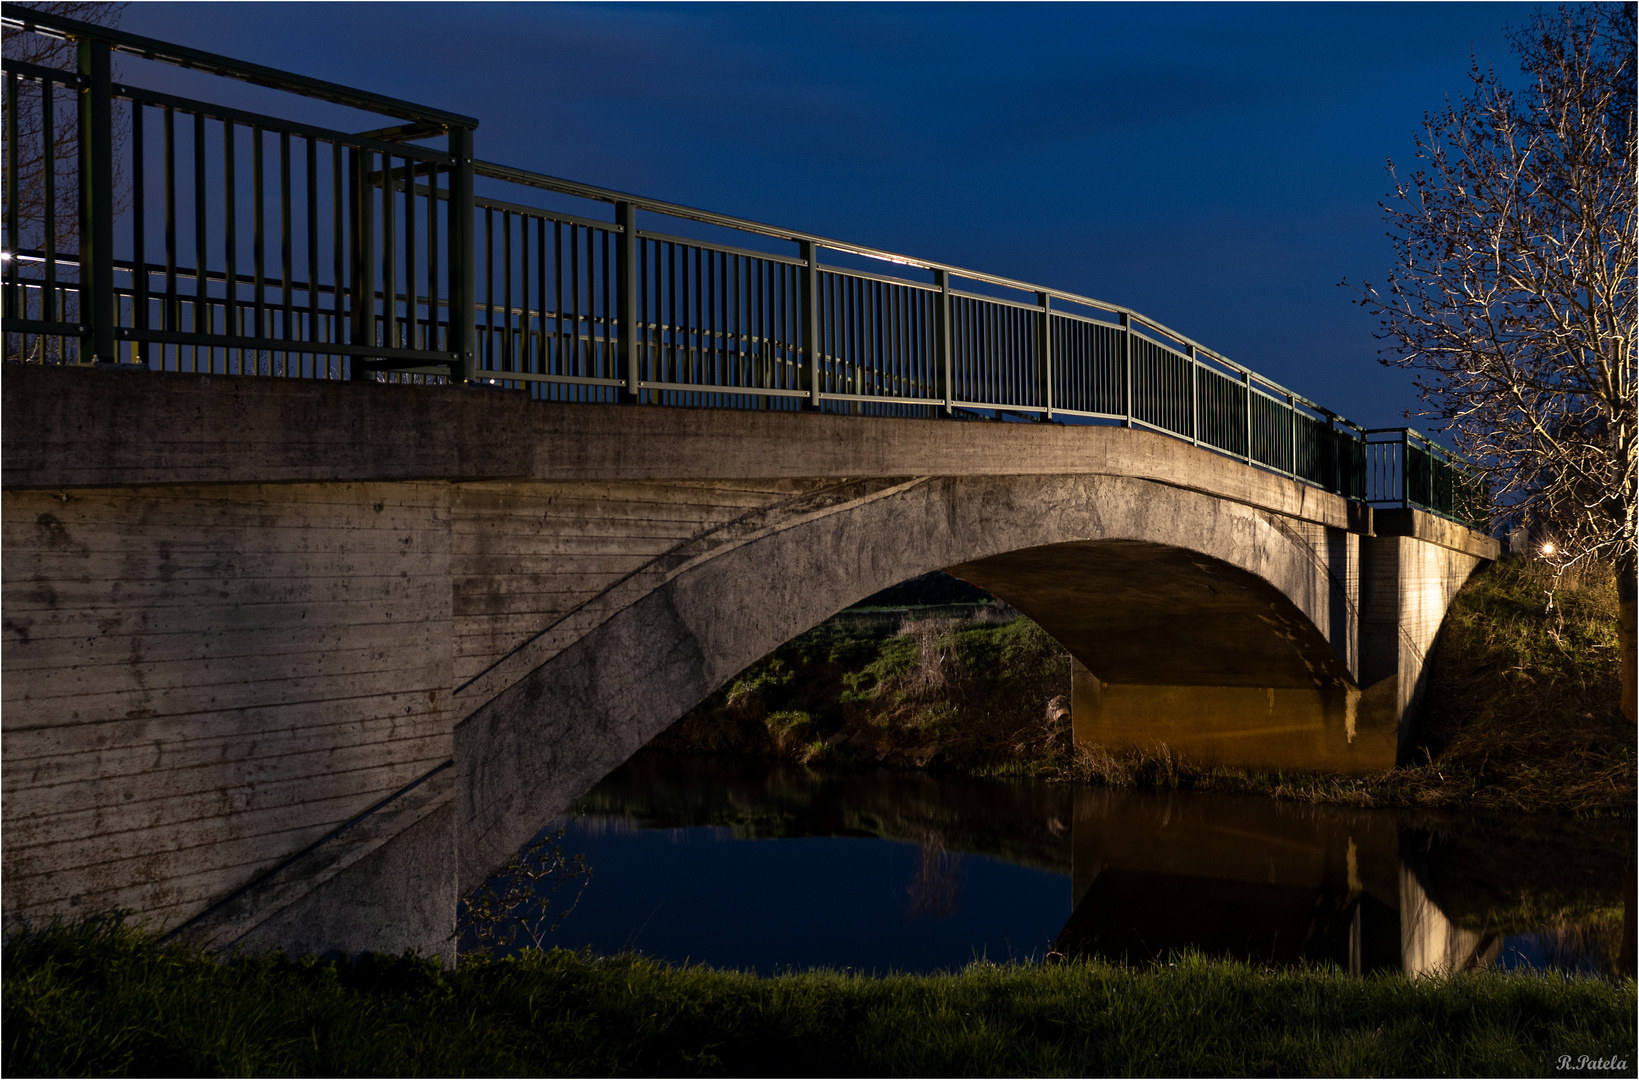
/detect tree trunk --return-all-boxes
[1618,552,1637,724]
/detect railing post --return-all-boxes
[1036,291,1052,421]
[347,147,376,378]
[447,125,476,383]
[1326,415,1337,494]
[77,37,114,364]
[1401,428,1411,507]
[935,268,952,415]
[799,239,819,410]
[1186,344,1198,445]
[1241,370,1252,464]
[1286,392,1296,477]
[1120,312,1132,428]
[616,200,638,402]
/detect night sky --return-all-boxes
[113,2,1527,430]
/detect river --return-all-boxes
[466,749,1635,978]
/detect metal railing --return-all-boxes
[1364,429,1489,530]
[0,5,1488,528]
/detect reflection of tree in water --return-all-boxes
[906,830,965,920]
[1503,922,1631,977]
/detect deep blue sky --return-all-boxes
[116,2,1528,430]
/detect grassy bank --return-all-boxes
[5,919,1633,1078]
[654,607,1071,772]
[653,561,1634,814]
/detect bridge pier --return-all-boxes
[1358,511,1492,764]
[1064,508,1491,772]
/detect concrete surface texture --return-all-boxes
[1,365,1498,958]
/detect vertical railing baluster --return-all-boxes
[799,239,818,408]
[78,38,114,363]
[1285,393,1295,477]
[1036,291,1052,421]
[251,125,264,356]
[615,200,637,400]
[193,111,207,364]
[518,210,530,376]
[501,209,512,373]
[3,73,17,341]
[305,137,319,365]
[347,145,374,377]
[534,217,546,383]
[939,292,950,406]
[42,78,57,336]
[330,141,343,370]
[164,108,177,342]
[426,160,440,358]
[222,120,235,363]
[1120,312,1132,427]
[1400,429,1411,508]
[447,125,475,382]
[401,154,415,355]
[132,104,148,364]
[1187,345,1198,446]
[279,131,292,361]
[1242,370,1253,464]
[481,207,494,372]
[382,151,399,355]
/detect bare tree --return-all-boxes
[2,2,128,254]
[1353,4,1637,721]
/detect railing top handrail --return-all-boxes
[478,159,1362,433]
[0,3,478,129]
[1363,427,1461,456]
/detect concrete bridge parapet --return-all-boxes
[1,365,1498,959]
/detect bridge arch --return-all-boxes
[452,469,1362,895]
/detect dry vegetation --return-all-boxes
[653,558,1634,814]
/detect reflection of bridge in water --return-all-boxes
[3,8,1502,960]
[1054,789,1638,977]
[573,755,1635,978]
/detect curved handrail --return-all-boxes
[473,159,1361,432]
[0,2,477,128]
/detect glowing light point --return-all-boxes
[1541,541,1556,557]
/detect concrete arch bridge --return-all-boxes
[4,366,1494,958]
[0,8,1495,959]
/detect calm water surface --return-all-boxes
[490,751,1634,977]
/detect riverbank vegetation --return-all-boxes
[5,917,1633,1078]
[653,561,1634,814]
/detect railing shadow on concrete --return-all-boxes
[0,3,1485,528]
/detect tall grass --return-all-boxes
[5,917,1634,1077]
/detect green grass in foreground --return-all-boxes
[5,919,1634,1078]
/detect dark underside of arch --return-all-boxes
[948,540,1352,690]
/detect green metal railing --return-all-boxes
[0,5,1486,527]
[1364,429,1489,530]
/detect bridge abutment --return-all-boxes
[1358,510,1494,764]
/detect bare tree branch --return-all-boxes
[1350,3,1636,720]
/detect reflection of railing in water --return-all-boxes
[1,5,1485,526]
